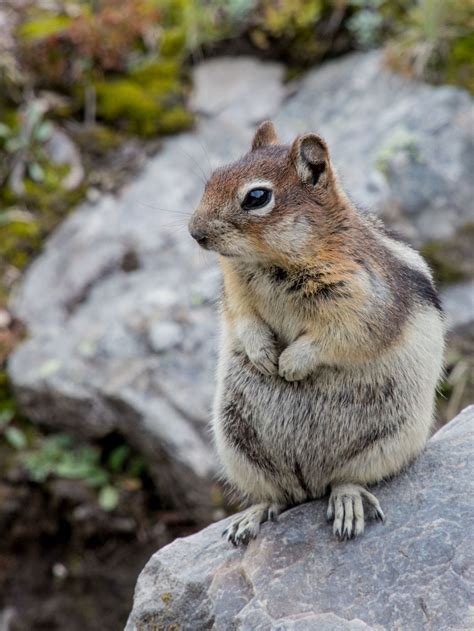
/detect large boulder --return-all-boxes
[126,406,474,631]
[8,53,474,516]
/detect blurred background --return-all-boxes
[0,1,473,629]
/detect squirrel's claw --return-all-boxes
[328,483,384,541]
[222,503,284,546]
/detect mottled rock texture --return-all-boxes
[8,53,474,515]
[126,406,474,631]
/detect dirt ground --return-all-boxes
[0,474,203,631]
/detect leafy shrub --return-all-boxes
[16,0,193,134]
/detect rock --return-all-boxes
[126,406,474,631]
[0,607,16,631]
[45,125,84,190]
[148,320,183,353]
[191,57,285,127]
[8,53,474,518]
[441,281,474,330]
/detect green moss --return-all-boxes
[283,65,306,83]
[159,0,189,25]
[0,157,86,304]
[0,107,19,131]
[160,28,187,58]
[127,60,184,101]
[248,0,328,62]
[128,59,181,84]
[157,106,193,134]
[0,212,41,269]
[94,70,192,137]
[254,0,324,37]
[446,32,474,94]
[71,124,126,157]
[95,80,162,136]
[0,370,15,414]
[24,177,87,217]
[18,14,73,40]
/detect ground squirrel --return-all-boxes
[188,121,445,544]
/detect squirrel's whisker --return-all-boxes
[137,201,192,217]
[178,145,209,185]
[197,139,213,174]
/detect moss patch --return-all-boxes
[17,14,73,40]
[94,71,193,137]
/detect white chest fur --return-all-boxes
[247,269,306,346]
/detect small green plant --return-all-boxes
[0,408,28,450]
[20,433,146,510]
[0,100,56,192]
[23,435,107,485]
[0,426,144,511]
[0,371,145,512]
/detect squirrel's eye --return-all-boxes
[241,188,272,211]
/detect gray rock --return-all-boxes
[8,53,474,517]
[0,608,16,631]
[45,125,84,190]
[126,406,474,631]
[190,57,286,126]
[441,281,474,330]
[148,320,184,353]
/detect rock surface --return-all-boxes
[126,406,474,631]
[8,53,474,515]
[441,281,474,331]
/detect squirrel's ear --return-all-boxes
[290,133,329,187]
[251,121,279,151]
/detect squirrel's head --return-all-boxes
[189,121,352,265]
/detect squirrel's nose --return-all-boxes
[190,227,209,247]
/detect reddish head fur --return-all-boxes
[189,121,361,275]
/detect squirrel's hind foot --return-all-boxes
[327,484,385,541]
[222,502,284,546]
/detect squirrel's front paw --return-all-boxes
[238,320,279,376]
[278,339,317,381]
[246,341,279,376]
